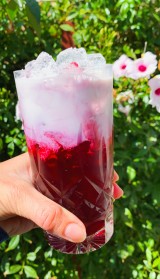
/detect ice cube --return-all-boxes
[25,52,56,77]
[36,51,54,65]
[25,60,36,77]
[83,53,107,79]
[56,47,88,69]
[87,53,106,66]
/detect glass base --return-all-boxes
[45,213,114,254]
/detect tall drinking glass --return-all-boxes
[14,49,113,254]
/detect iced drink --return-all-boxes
[14,48,113,254]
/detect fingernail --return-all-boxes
[64,223,86,243]
[113,182,124,199]
[113,171,119,182]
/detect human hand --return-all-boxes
[0,153,123,243]
[113,171,123,199]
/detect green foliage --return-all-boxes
[0,0,160,278]
[0,88,26,160]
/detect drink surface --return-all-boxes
[14,48,113,254]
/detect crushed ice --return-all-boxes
[20,48,107,78]
[25,52,56,77]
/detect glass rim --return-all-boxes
[13,63,113,79]
[13,69,25,79]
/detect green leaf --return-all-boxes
[66,12,78,21]
[13,138,22,146]
[127,166,136,182]
[51,258,57,266]
[152,183,160,204]
[5,136,13,143]
[44,271,52,279]
[8,141,14,150]
[6,235,20,252]
[60,24,74,32]
[127,244,135,255]
[0,138,3,151]
[25,0,40,36]
[153,257,160,268]
[123,45,137,59]
[118,249,130,260]
[137,241,144,252]
[27,252,36,261]
[15,251,22,261]
[153,13,160,22]
[49,26,57,36]
[124,208,132,219]
[143,260,152,269]
[148,239,154,248]
[152,251,159,259]
[34,245,42,253]
[149,271,156,279]
[14,0,24,8]
[132,270,138,278]
[96,14,107,22]
[24,266,38,278]
[146,248,152,262]
[44,249,53,259]
[7,0,18,21]
[6,265,21,275]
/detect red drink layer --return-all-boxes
[26,130,113,254]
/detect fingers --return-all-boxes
[0,217,37,236]
[113,170,123,199]
[10,181,86,243]
[0,156,122,242]
[1,153,32,184]
[113,182,123,199]
[113,170,119,182]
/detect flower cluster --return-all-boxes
[113,51,160,113]
[113,52,157,80]
[131,52,157,80]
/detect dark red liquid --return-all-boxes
[27,134,113,253]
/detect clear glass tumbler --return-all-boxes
[14,61,113,254]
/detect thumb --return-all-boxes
[9,181,86,243]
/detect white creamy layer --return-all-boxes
[14,49,113,149]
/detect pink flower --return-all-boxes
[118,104,131,116]
[128,52,157,80]
[113,55,133,79]
[148,75,160,112]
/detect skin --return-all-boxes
[0,153,123,243]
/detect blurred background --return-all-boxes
[0,0,160,278]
